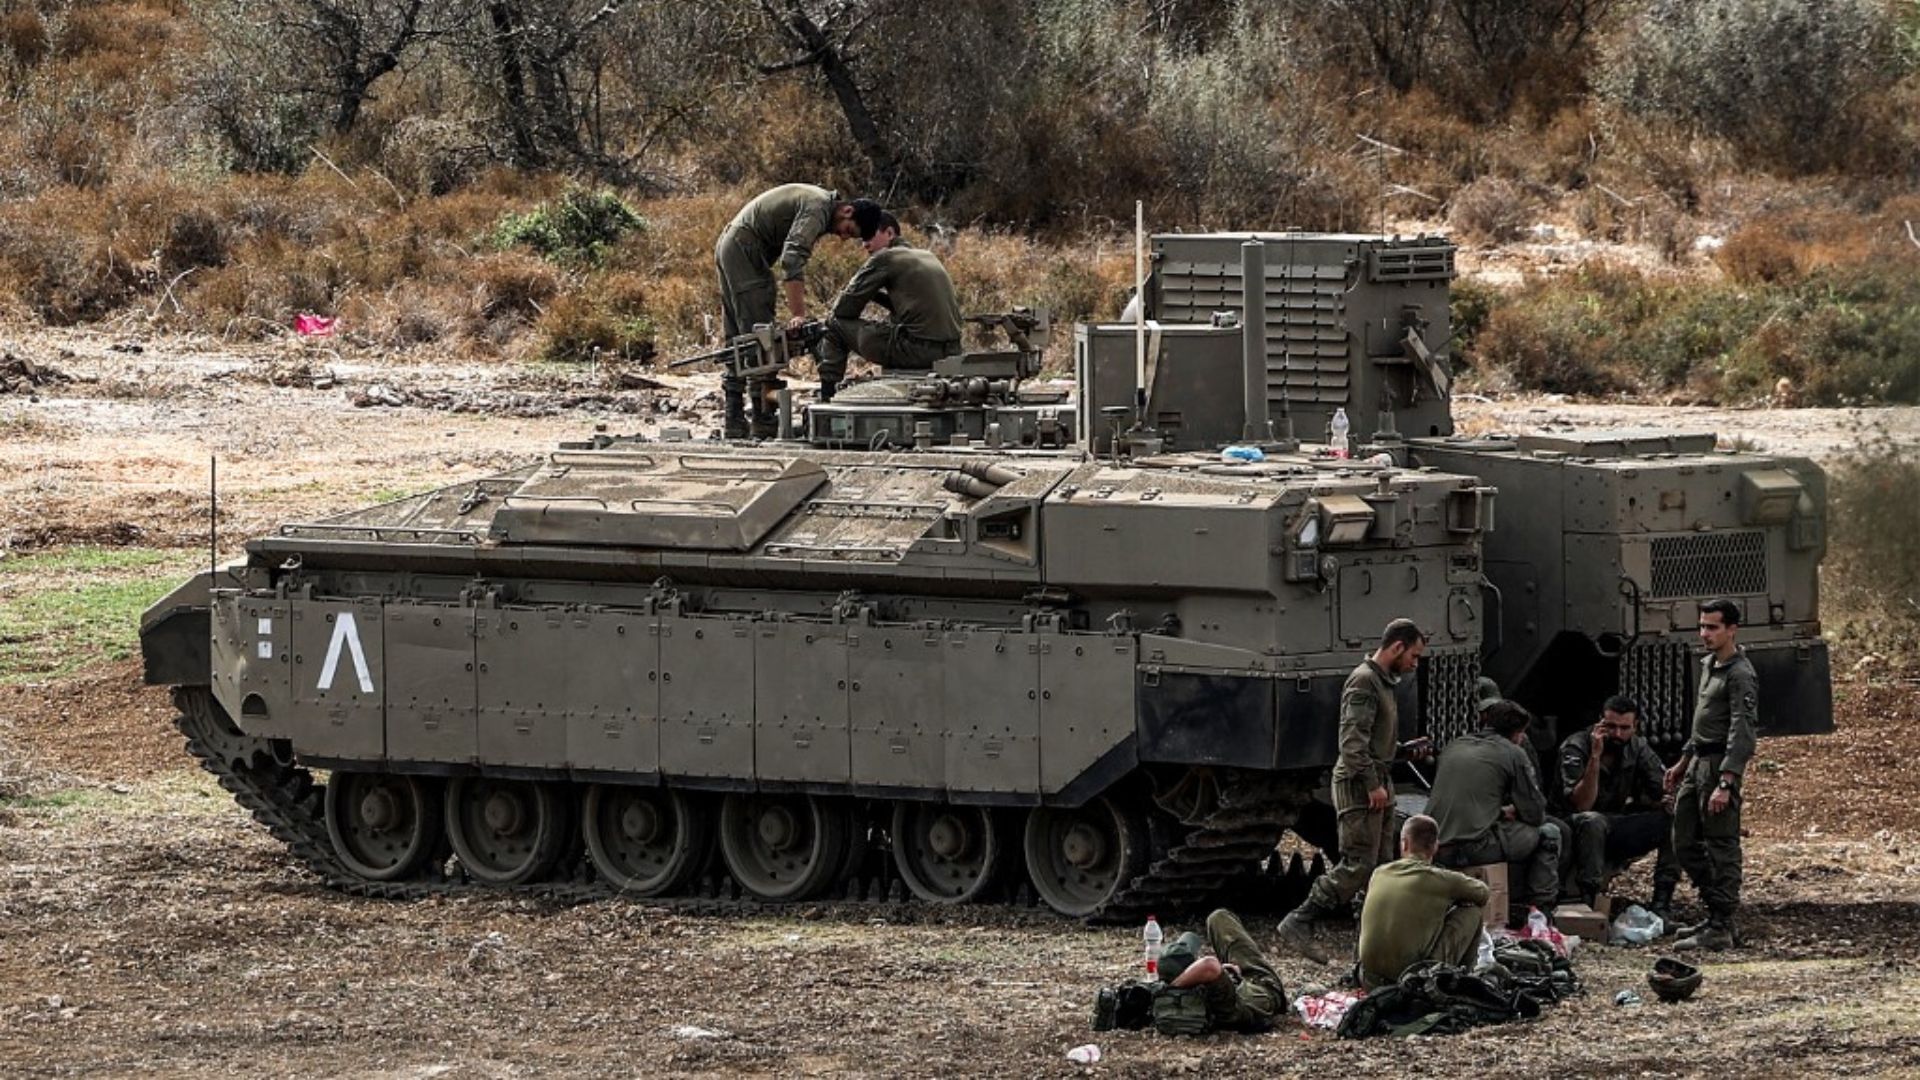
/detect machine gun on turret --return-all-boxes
[668,320,827,440]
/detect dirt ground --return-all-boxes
[4,329,1920,1077]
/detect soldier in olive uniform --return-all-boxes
[715,184,878,338]
[814,212,965,401]
[1556,694,1679,915]
[1357,814,1491,989]
[1427,699,1563,919]
[1156,909,1289,1034]
[1666,598,1760,951]
[1275,619,1429,965]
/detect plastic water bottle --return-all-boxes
[1526,907,1549,938]
[1143,915,1163,977]
[1329,407,1350,459]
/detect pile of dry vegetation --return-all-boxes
[0,0,1915,400]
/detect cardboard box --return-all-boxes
[1458,863,1508,929]
[1553,902,1609,939]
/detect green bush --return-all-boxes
[1467,262,1920,404]
[490,188,646,265]
[1599,0,1899,174]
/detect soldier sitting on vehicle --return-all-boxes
[1427,700,1563,923]
[1357,814,1491,989]
[814,211,964,402]
[1555,694,1680,918]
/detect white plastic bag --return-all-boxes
[1474,927,1496,972]
[1609,903,1665,945]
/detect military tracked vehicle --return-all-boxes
[140,230,1831,918]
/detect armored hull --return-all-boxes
[144,442,1490,916]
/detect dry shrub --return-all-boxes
[535,271,654,362]
[381,116,490,196]
[1824,432,1920,658]
[355,281,479,349]
[471,254,560,323]
[1631,202,1696,264]
[1448,177,1534,244]
[161,206,233,273]
[0,8,51,74]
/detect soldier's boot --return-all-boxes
[1274,905,1330,966]
[721,376,749,440]
[1648,883,1677,930]
[1673,917,1736,952]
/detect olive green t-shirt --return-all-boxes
[1357,858,1491,985]
[726,183,837,282]
[830,245,963,344]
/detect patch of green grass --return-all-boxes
[0,546,176,576]
[0,547,200,684]
[2,788,103,812]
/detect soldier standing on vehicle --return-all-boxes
[715,184,878,338]
[1557,694,1680,918]
[1667,598,1759,952]
[1274,619,1429,965]
[814,212,965,402]
[1427,699,1563,923]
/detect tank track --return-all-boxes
[173,687,1321,921]
[1094,774,1321,924]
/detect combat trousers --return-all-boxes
[1441,819,1563,908]
[1201,909,1286,1031]
[714,228,775,339]
[1569,810,1680,898]
[1304,779,1396,915]
[1672,754,1743,917]
[816,316,956,385]
[1362,903,1484,989]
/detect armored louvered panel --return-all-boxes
[1156,260,1350,409]
[1368,246,1455,282]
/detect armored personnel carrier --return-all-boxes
[140,230,1830,918]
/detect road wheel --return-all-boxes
[445,776,570,886]
[891,802,1009,903]
[1022,796,1148,917]
[718,793,851,901]
[324,771,442,882]
[582,785,713,897]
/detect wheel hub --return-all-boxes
[1062,821,1107,870]
[621,800,662,844]
[483,790,524,835]
[927,813,970,860]
[757,805,799,851]
[358,787,398,832]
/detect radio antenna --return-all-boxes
[209,455,217,581]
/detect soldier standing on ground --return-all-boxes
[1274,618,1429,965]
[814,211,965,402]
[1557,694,1680,918]
[1667,597,1759,951]
[1426,699,1563,922]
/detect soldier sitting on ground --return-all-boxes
[1427,699,1564,924]
[1555,694,1680,919]
[1356,813,1491,989]
[814,211,964,402]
